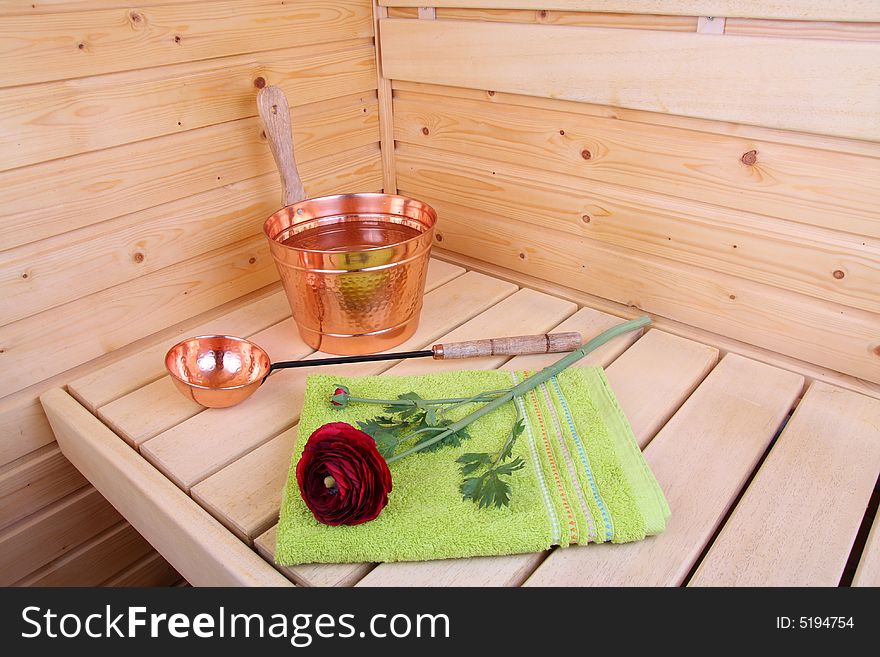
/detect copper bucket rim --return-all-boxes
[262,192,437,255]
[164,334,271,392]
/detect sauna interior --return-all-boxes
[1,1,878,587]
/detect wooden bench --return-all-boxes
[40,258,880,587]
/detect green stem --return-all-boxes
[386,316,651,464]
[347,391,508,407]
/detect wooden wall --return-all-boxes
[0,0,383,585]
[380,2,880,385]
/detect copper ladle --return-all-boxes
[165,332,583,408]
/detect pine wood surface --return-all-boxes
[41,264,880,586]
[690,382,880,586]
[381,18,880,141]
[380,1,880,22]
[0,0,374,88]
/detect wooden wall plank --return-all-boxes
[102,551,181,587]
[0,1,190,14]
[0,486,123,586]
[140,273,521,493]
[524,354,803,586]
[41,388,293,586]
[0,444,88,531]
[392,81,880,159]
[435,249,880,402]
[416,198,880,383]
[397,145,880,312]
[381,19,880,140]
[2,117,379,324]
[380,1,880,22]
[190,271,520,542]
[372,1,397,192]
[0,149,383,399]
[690,382,880,586]
[1,94,378,253]
[15,521,154,586]
[0,398,57,466]
[725,18,880,40]
[433,8,698,30]
[0,40,376,172]
[393,92,880,239]
[0,0,374,88]
[0,238,275,400]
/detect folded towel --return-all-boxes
[275,367,669,565]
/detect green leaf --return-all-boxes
[372,429,400,459]
[455,452,492,476]
[460,470,513,509]
[498,419,525,462]
[417,421,470,453]
[494,456,525,477]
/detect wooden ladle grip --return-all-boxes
[432,332,582,360]
[256,85,306,206]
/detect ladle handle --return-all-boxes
[432,332,582,359]
[257,85,306,206]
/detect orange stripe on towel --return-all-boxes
[527,383,578,545]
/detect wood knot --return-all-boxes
[133,252,145,264]
[77,42,86,50]
[581,149,592,160]
[559,129,565,135]
[581,214,591,224]
[173,35,182,44]
[487,90,495,97]
[253,76,266,89]
[539,10,548,19]
[435,233,443,242]
[832,269,845,279]
[518,252,526,260]
[421,126,430,135]
[873,345,880,357]
[729,294,736,300]
[248,257,257,265]
[129,11,143,23]
[741,150,758,165]
[21,272,28,279]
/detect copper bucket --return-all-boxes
[263,193,436,355]
[257,85,436,355]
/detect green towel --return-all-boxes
[275,367,670,565]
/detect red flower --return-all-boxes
[296,422,392,526]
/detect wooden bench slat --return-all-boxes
[142,271,517,492]
[194,305,630,544]
[190,269,513,541]
[100,318,313,447]
[73,259,461,412]
[42,388,292,587]
[254,526,376,588]
[523,354,803,586]
[69,289,291,411]
[356,328,718,587]
[253,286,577,586]
[95,259,463,445]
[605,330,719,449]
[690,382,880,586]
[854,514,880,587]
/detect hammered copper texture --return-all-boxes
[264,194,436,355]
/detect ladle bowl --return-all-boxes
[165,335,271,408]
